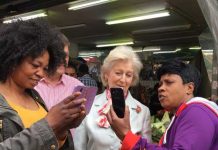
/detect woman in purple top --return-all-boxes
[107,60,218,150]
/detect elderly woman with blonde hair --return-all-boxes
[73,46,152,150]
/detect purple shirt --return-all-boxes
[122,98,218,150]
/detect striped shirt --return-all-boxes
[78,74,97,87]
[34,74,83,110]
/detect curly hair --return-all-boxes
[0,18,66,82]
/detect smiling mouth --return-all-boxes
[111,85,124,89]
[31,79,40,83]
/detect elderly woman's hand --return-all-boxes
[45,92,86,140]
[106,105,131,141]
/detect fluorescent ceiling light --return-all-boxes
[3,11,47,24]
[175,48,181,51]
[134,47,161,52]
[134,49,160,52]
[96,41,134,48]
[57,24,86,30]
[203,53,213,56]
[143,48,160,52]
[79,52,104,57]
[153,51,176,54]
[202,49,213,55]
[202,49,213,53]
[153,48,180,54]
[68,0,116,10]
[106,10,170,25]
[79,54,100,57]
[189,46,201,50]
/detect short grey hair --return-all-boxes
[101,46,143,87]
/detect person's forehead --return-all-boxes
[113,60,133,68]
[64,45,69,54]
[70,68,76,72]
[160,73,182,80]
[66,67,73,71]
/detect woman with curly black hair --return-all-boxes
[0,19,86,150]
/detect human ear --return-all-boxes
[186,82,194,95]
[104,73,108,82]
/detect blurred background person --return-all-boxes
[73,46,152,150]
[76,57,87,65]
[96,81,103,94]
[0,19,86,149]
[65,59,78,78]
[73,57,87,70]
[77,63,97,87]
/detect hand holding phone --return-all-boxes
[73,85,97,114]
[110,88,125,118]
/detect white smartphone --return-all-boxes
[73,85,97,114]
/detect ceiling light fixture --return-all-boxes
[202,49,213,55]
[68,0,116,10]
[96,41,133,48]
[106,10,170,25]
[57,24,86,30]
[203,53,213,56]
[134,47,161,53]
[153,48,181,54]
[153,51,176,54]
[175,48,181,51]
[202,49,213,53]
[143,47,161,52]
[3,11,47,24]
[79,52,104,57]
[189,46,201,50]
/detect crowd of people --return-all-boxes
[0,18,217,150]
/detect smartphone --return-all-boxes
[73,85,97,114]
[110,88,125,118]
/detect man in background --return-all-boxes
[35,33,83,135]
[77,63,97,87]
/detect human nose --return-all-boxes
[158,83,164,93]
[36,68,45,78]
[120,74,126,82]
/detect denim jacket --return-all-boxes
[0,89,74,150]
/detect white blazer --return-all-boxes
[73,90,152,150]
